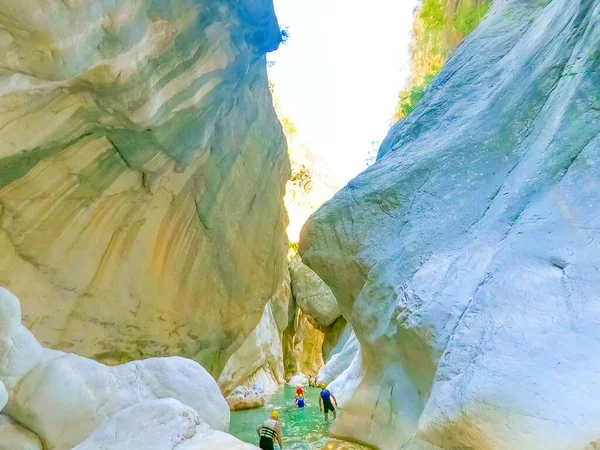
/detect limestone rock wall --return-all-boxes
[286,256,348,379]
[0,0,289,375]
[294,310,325,377]
[302,0,600,449]
[218,264,290,395]
[218,300,286,396]
[281,302,324,379]
[289,256,341,328]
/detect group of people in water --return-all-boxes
[255,383,339,450]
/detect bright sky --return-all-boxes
[268,0,419,184]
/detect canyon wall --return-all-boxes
[0,0,289,375]
[218,88,340,390]
[218,271,290,396]
[302,0,600,449]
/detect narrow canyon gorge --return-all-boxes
[1,0,599,449]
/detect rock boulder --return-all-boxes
[74,398,257,450]
[225,385,265,412]
[0,288,229,450]
[290,256,341,328]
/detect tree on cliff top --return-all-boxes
[393,0,491,122]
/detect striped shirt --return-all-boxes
[260,419,277,439]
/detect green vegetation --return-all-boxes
[280,27,290,44]
[455,1,492,35]
[288,241,299,259]
[420,0,446,32]
[393,0,491,122]
[281,117,298,135]
[393,73,436,121]
[290,163,312,192]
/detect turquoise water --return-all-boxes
[230,385,335,449]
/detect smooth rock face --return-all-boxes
[8,355,229,449]
[0,0,288,375]
[225,384,265,411]
[0,380,6,410]
[0,415,44,450]
[281,294,326,380]
[317,326,362,407]
[219,279,289,396]
[317,330,360,388]
[287,374,308,387]
[302,1,600,449]
[326,343,362,408]
[218,302,284,396]
[323,321,353,362]
[74,398,257,450]
[73,399,200,450]
[0,288,229,450]
[290,256,341,328]
[321,317,349,363]
[0,288,44,392]
[294,311,325,377]
[178,422,259,450]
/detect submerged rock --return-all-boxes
[0,287,229,450]
[225,384,265,412]
[321,439,374,450]
[0,415,43,450]
[0,0,289,376]
[301,0,600,449]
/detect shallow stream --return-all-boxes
[230,385,334,449]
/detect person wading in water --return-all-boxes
[295,393,305,409]
[256,411,283,450]
[319,384,338,421]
